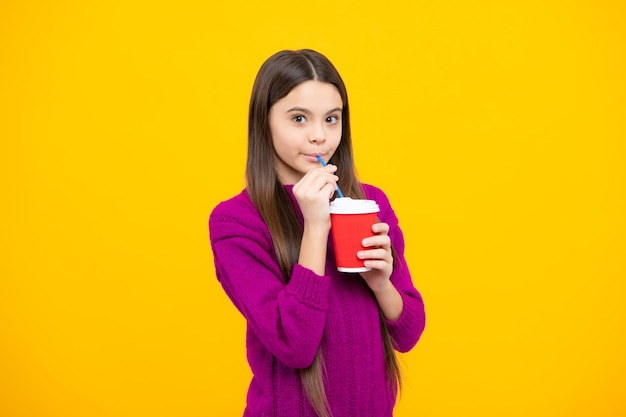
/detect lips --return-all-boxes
[302,153,326,162]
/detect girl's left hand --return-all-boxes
[358,222,394,291]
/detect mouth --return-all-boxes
[303,153,327,162]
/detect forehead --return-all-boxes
[276,80,343,110]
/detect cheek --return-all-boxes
[331,128,343,146]
[271,119,297,138]
[272,129,301,155]
[269,122,289,145]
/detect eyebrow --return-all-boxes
[286,107,342,115]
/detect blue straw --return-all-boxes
[316,155,345,198]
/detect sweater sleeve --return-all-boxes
[365,185,426,353]
[209,198,330,369]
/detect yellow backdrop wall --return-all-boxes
[1,1,624,416]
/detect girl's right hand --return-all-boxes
[292,165,339,230]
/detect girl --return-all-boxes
[209,49,425,417]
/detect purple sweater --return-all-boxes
[209,184,425,417]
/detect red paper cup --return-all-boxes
[329,198,380,273]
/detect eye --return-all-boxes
[326,115,340,124]
[292,115,306,124]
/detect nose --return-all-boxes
[308,123,326,144]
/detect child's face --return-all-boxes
[268,80,343,184]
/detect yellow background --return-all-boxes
[1,1,625,416]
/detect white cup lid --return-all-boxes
[329,197,380,214]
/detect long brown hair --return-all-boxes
[246,49,400,417]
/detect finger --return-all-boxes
[357,248,391,261]
[307,167,339,185]
[321,181,337,200]
[361,235,391,249]
[371,222,390,234]
[299,166,336,186]
[295,169,339,193]
[308,175,339,197]
[362,259,392,270]
[293,167,322,189]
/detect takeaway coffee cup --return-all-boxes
[329,197,380,273]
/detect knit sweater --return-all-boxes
[209,183,425,417]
